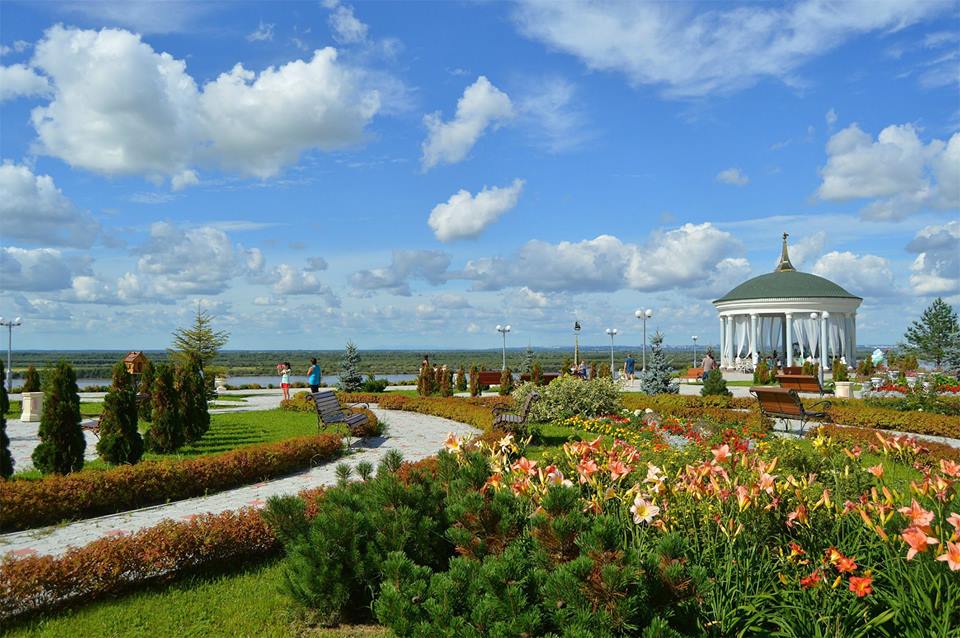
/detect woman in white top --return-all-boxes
[279,362,292,400]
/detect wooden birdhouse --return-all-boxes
[123,351,148,375]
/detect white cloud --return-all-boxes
[516,77,590,152]
[817,123,958,219]
[306,257,329,271]
[0,63,50,101]
[247,21,275,42]
[428,179,524,242]
[0,41,31,57]
[825,108,838,127]
[716,167,749,186]
[0,162,100,247]
[786,231,827,269]
[906,221,959,296]
[55,0,217,34]
[421,76,513,170]
[271,264,340,306]
[811,251,897,297]
[171,169,199,191]
[0,247,81,291]
[512,0,951,97]
[327,2,368,44]
[350,250,451,296]
[29,26,385,183]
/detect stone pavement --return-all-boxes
[0,408,479,559]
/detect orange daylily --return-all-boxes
[577,458,599,483]
[947,512,960,534]
[444,433,461,453]
[711,444,731,464]
[799,569,823,589]
[898,499,934,529]
[609,460,631,481]
[848,575,873,597]
[512,457,537,476]
[940,459,960,478]
[936,541,960,571]
[866,464,884,479]
[901,526,940,560]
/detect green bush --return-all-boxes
[21,365,40,393]
[499,368,513,396]
[701,369,732,397]
[361,376,389,393]
[145,364,184,453]
[753,360,770,385]
[513,376,621,422]
[176,358,209,443]
[31,362,85,475]
[455,366,468,393]
[469,365,479,397]
[96,361,144,465]
[531,360,543,386]
[137,357,154,422]
[440,368,453,397]
[0,361,13,479]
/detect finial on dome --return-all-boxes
[776,232,795,272]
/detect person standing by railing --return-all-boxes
[307,357,321,393]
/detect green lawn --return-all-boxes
[5,400,103,419]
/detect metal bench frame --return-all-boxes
[309,391,371,445]
[750,386,831,435]
[490,391,540,433]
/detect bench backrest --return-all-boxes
[311,391,345,421]
[777,374,822,393]
[518,391,540,419]
[751,387,804,417]
[686,368,704,378]
[782,366,804,376]
[476,371,505,385]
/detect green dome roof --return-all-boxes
[714,270,861,303]
[714,233,861,303]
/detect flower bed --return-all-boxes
[810,424,960,465]
[0,435,343,532]
[375,394,506,431]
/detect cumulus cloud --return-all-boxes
[0,162,100,247]
[247,21,275,42]
[306,257,329,271]
[906,221,959,296]
[0,247,82,291]
[817,123,959,220]
[325,1,369,44]
[350,250,451,296]
[428,179,524,242]
[716,167,749,186]
[785,231,827,269]
[271,264,340,306]
[0,63,50,101]
[28,25,385,184]
[421,76,513,170]
[512,0,951,97]
[811,251,896,297]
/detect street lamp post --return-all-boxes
[605,328,618,375]
[573,321,581,367]
[692,336,698,367]
[0,317,22,392]
[496,324,511,371]
[635,309,653,371]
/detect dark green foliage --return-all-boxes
[145,364,183,453]
[338,341,364,392]
[96,361,144,465]
[455,366,468,393]
[0,361,13,478]
[176,357,210,443]
[262,494,310,547]
[753,360,769,385]
[532,360,543,386]
[801,361,818,376]
[598,362,612,378]
[31,361,85,475]
[171,306,230,368]
[639,332,678,395]
[439,368,453,397]
[137,358,154,422]
[701,369,732,397]
[857,356,875,377]
[521,345,535,374]
[499,368,513,396]
[469,365,480,397]
[361,375,389,393]
[903,297,960,368]
[21,365,41,393]
[833,359,849,382]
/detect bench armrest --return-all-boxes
[490,402,512,416]
[344,402,369,410]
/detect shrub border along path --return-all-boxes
[0,408,479,561]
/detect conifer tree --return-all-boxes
[531,360,543,386]
[753,360,769,385]
[146,364,184,453]
[171,306,230,368]
[520,345,535,374]
[701,369,732,396]
[903,298,960,369]
[499,368,514,396]
[32,362,85,474]
[138,357,155,422]
[177,357,210,443]
[22,365,40,393]
[639,332,678,395]
[339,341,363,392]
[97,361,144,465]
[469,365,480,397]
[439,368,453,397]
[455,365,467,393]
[0,361,14,478]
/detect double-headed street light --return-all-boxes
[635,308,654,371]
[496,324,511,371]
[692,336,699,367]
[605,328,618,374]
[573,321,581,366]
[0,317,22,392]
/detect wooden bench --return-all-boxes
[685,368,704,382]
[476,371,507,386]
[81,392,151,439]
[751,387,831,434]
[781,366,804,376]
[518,372,560,385]
[490,391,540,434]
[776,374,833,397]
[309,391,371,443]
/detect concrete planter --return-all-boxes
[20,391,43,422]
[834,381,853,399]
[214,376,228,392]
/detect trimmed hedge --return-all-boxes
[0,435,342,533]
[376,395,507,431]
[826,404,960,439]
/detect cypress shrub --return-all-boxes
[499,368,514,396]
[21,365,41,393]
[96,362,144,465]
[439,368,453,397]
[469,365,480,397]
[701,369,732,397]
[137,358,155,422]
[531,360,543,386]
[753,361,769,385]
[177,358,210,443]
[598,362,611,379]
[0,361,13,479]
[32,362,85,475]
[146,364,184,453]
[834,362,849,382]
[455,366,467,393]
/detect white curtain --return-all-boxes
[735,316,748,357]
[758,316,783,355]
[828,317,842,358]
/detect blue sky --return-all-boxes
[1,0,958,351]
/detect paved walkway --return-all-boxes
[0,408,479,559]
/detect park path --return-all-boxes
[0,408,479,559]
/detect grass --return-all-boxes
[6,400,102,419]
[526,422,610,460]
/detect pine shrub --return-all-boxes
[96,362,144,465]
[176,358,210,443]
[639,332,678,395]
[531,360,543,386]
[417,364,435,397]
[455,366,467,393]
[146,364,184,453]
[137,357,154,422]
[21,365,40,393]
[439,368,453,397]
[753,361,769,385]
[0,361,13,479]
[701,369,732,397]
[31,362,85,475]
[499,367,514,396]
[469,365,480,397]
[339,341,363,392]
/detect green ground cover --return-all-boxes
[5,401,102,419]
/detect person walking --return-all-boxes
[279,362,292,400]
[307,357,321,393]
[701,350,716,382]
[624,353,636,381]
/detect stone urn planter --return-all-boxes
[20,391,43,422]
[214,376,228,392]
[834,381,853,399]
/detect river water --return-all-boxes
[75,373,418,389]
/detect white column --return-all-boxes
[785,313,794,367]
[820,312,829,374]
[725,315,735,368]
[750,314,759,366]
[719,316,726,367]
[850,314,857,365]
